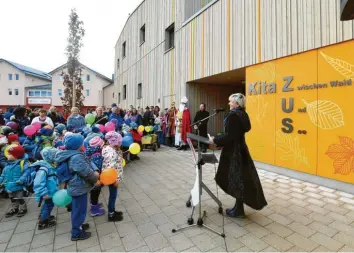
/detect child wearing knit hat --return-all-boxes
[85,136,105,217]
[0,145,29,217]
[7,134,19,145]
[102,131,123,222]
[55,133,100,241]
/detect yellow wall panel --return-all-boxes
[274,51,318,175]
[246,62,276,165]
[317,40,354,184]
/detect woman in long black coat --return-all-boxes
[210,93,267,218]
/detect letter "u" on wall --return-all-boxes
[282,98,294,113]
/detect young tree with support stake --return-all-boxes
[61,8,85,111]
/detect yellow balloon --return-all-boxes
[122,159,126,167]
[129,143,141,155]
[4,144,18,159]
[144,126,150,132]
[138,125,144,132]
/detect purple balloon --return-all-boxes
[6,122,19,130]
[110,118,118,126]
[105,122,115,133]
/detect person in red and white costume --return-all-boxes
[175,96,191,150]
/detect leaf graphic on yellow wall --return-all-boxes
[302,99,344,130]
[325,136,354,175]
[320,52,354,79]
[253,62,276,80]
[276,130,310,167]
[247,95,268,126]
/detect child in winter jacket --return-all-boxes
[55,133,99,241]
[53,124,66,145]
[84,136,105,217]
[102,131,123,222]
[0,136,8,171]
[31,147,59,230]
[33,128,54,160]
[0,145,29,217]
[129,122,141,161]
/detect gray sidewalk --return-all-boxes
[0,146,354,252]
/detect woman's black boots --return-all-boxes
[226,199,245,218]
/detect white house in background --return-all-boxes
[102,82,116,110]
[0,59,52,110]
[49,62,113,113]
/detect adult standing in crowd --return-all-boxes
[94,107,108,125]
[193,103,210,153]
[31,108,54,128]
[129,108,143,126]
[67,107,86,132]
[109,107,124,131]
[143,106,153,126]
[47,106,65,125]
[12,106,31,136]
[209,93,267,218]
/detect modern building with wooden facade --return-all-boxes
[110,0,354,190]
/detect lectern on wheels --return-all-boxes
[171,132,225,238]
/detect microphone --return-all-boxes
[213,108,226,113]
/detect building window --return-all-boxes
[86,89,90,96]
[41,91,47,97]
[58,75,63,81]
[137,83,142,99]
[123,85,127,100]
[48,91,52,96]
[8,74,13,80]
[58,89,63,96]
[122,41,126,58]
[8,88,12,95]
[34,90,40,96]
[15,89,19,96]
[165,23,175,51]
[118,93,121,103]
[15,74,19,80]
[113,92,115,98]
[117,59,120,69]
[140,24,146,45]
[86,75,90,82]
[28,91,34,97]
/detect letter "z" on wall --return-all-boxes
[282,76,294,92]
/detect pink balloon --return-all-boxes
[105,122,115,133]
[24,125,36,136]
[138,131,143,136]
[31,122,41,131]
[97,124,105,133]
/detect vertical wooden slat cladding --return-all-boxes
[110,0,354,125]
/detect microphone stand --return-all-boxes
[172,110,225,238]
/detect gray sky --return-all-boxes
[0,0,142,78]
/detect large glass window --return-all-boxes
[184,0,217,22]
[165,23,175,51]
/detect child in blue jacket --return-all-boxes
[31,147,59,230]
[0,145,29,217]
[55,133,99,241]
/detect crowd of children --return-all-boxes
[0,106,156,241]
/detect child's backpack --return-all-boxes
[32,144,43,160]
[56,157,75,185]
[25,165,56,194]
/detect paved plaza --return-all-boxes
[0,146,354,252]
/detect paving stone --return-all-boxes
[291,192,307,200]
[182,246,200,252]
[288,212,313,225]
[339,245,354,252]
[100,232,122,251]
[325,203,349,215]
[7,230,34,248]
[144,232,170,251]
[5,243,30,252]
[14,219,37,234]
[77,233,100,251]
[287,222,316,237]
[287,245,308,252]
[308,221,338,237]
[187,233,216,252]
[0,230,14,244]
[169,213,188,226]
[329,220,354,235]
[244,222,271,238]
[150,212,170,226]
[138,222,159,238]
[339,197,354,205]
[80,245,102,252]
[214,235,245,251]
[269,205,292,216]
[30,243,54,252]
[96,221,117,237]
[224,222,248,238]
[0,243,7,252]
[54,244,77,252]
[271,198,292,208]
[137,198,155,208]
[168,233,194,252]
[343,204,354,211]
[248,213,272,226]
[268,213,292,226]
[310,232,344,251]
[265,222,293,238]
[307,198,326,207]
[143,205,162,216]
[288,204,311,216]
[121,232,145,251]
[30,231,54,249]
[0,220,18,233]
[162,205,180,216]
[55,221,71,235]
[313,245,332,252]
[327,211,354,224]
[320,191,338,199]
[116,221,139,237]
[289,198,309,207]
[333,232,354,248]
[54,233,75,250]
[323,197,342,205]
[308,212,334,225]
[286,232,319,251]
[239,233,268,251]
[307,204,330,215]
[262,233,293,252]
[273,192,291,200]
[130,212,151,226]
